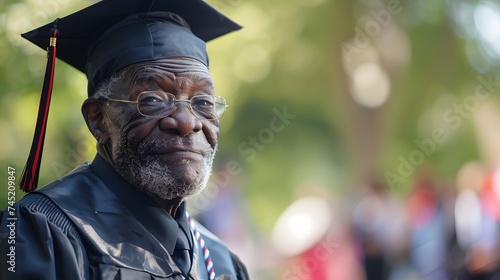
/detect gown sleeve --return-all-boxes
[0,193,89,280]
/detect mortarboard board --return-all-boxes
[18,0,241,192]
[22,0,241,95]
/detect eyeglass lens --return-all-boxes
[137,91,226,120]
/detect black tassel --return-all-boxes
[19,19,59,192]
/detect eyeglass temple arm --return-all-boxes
[106,98,139,104]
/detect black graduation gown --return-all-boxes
[0,155,249,280]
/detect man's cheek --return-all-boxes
[125,121,158,148]
[202,123,219,148]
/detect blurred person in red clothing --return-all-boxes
[454,162,500,279]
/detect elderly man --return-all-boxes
[0,0,249,279]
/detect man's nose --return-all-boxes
[158,103,202,136]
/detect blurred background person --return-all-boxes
[454,162,500,279]
[352,178,407,280]
[406,172,449,280]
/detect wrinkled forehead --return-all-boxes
[115,58,214,94]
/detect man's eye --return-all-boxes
[140,96,163,103]
[193,98,214,107]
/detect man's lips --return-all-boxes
[152,145,204,156]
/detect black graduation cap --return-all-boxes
[18,0,241,192]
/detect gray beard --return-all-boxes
[113,137,216,200]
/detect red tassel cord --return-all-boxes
[19,19,59,192]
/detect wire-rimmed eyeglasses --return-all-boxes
[103,91,228,120]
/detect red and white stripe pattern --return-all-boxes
[186,212,215,280]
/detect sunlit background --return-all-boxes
[1,0,500,279]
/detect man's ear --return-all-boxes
[82,99,110,145]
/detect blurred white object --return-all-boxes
[271,196,332,256]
